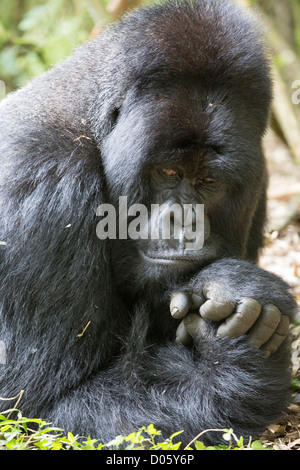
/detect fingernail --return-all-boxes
[171,307,180,317]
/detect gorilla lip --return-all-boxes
[138,249,201,266]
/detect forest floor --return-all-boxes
[257,129,300,450]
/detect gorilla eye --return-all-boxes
[162,168,178,176]
[196,177,216,185]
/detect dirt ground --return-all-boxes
[257,129,300,450]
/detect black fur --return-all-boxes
[0,0,297,445]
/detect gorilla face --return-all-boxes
[101,78,265,285]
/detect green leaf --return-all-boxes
[170,430,184,439]
[195,440,207,450]
[251,440,266,450]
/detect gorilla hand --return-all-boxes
[170,284,290,358]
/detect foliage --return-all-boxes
[0,409,100,450]
[291,376,300,390]
[0,0,110,92]
[0,410,269,450]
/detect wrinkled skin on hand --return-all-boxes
[171,289,290,358]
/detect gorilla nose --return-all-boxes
[156,200,209,251]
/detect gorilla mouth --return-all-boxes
[139,249,201,266]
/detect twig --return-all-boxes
[0,389,25,418]
[184,428,239,450]
[76,321,91,338]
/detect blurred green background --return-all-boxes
[0,0,142,92]
[0,0,299,93]
[0,0,109,91]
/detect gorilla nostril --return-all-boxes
[111,107,120,126]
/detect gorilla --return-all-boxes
[0,0,297,446]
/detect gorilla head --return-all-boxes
[92,1,272,286]
[0,0,296,446]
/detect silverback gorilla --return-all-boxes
[0,0,297,445]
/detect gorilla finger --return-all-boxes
[170,292,191,319]
[183,313,207,339]
[261,315,290,357]
[175,321,192,345]
[191,293,206,309]
[246,304,281,348]
[217,298,261,338]
[200,299,235,322]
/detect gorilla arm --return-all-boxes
[44,292,294,446]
